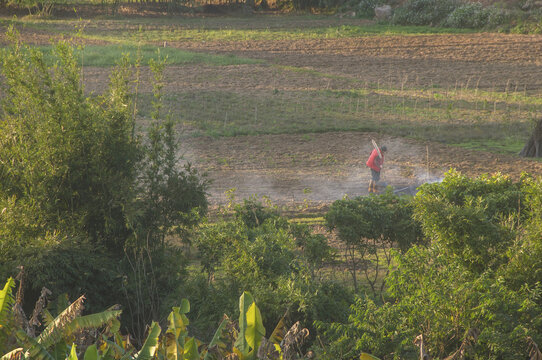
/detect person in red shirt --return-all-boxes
[366,145,387,193]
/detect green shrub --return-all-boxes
[0,31,208,344]
[325,190,423,294]
[320,172,542,359]
[234,197,279,229]
[445,3,510,28]
[194,200,353,347]
[445,2,490,28]
[510,15,542,33]
[413,170,521,273]
[392,0,459,26]
[7,238,121,315]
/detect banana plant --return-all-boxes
[0,278,122,360]
[0,277,16,354]
[2,279,298,360]
[233,292,265,360]
[201,291,288,360]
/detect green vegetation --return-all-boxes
[0,18,476,43]
[37,44,262,67]
[317,171,542,359]
[0,279,306,360]
[0,29,207,342]
[1,11,542,360]
[146,87,538,154]
[3,170,542,358]
[190,198,350,340]
[79,24,474,44]
[325,190,423,294]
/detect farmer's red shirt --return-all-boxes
[366,149,383,172]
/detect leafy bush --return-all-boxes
[325,190,423,294]
[5,238,121,314]
[510,15,542,33]
[234,197,279,229]
[319,172,542,359]
[413,170,521,273]
[444,2,510,28]
[445,2,490,28]
[392,0,459,26]
[0,31,139,253]
[0,30,208,344]
[195,200,352,345]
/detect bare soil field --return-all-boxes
[4,20,542,208]
[169,31,542,206]
[172,33,542,91]
[182,131,542,207]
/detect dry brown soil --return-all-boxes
[182,132,542,207]
[5,20,542,208]
[170,31,542,207]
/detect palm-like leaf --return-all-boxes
[182,337,199,360]
[203,316,231,360]
[67,344,78,360]
[165,306,189,356]
[245,303,265,355]
[233,292,253,356]
[37,295,85,349]
[63,310,122,336]
[135,322,161,360]
[0,278,15,327]
[83,344,98,360]
[0,347,23,360]
[268,315,287,345]
[15,330,54,360]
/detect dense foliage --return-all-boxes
[191,199,352,342]
[0,278,308,360]
[0,30,208,341]
[318,171,542,359]
[325,190,423,295]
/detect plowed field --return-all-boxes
[171,30,542,207]
[5,18,542,208]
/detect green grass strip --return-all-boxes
[81,24,475,43]
[36,44,261,67]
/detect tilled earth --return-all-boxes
[3,18,542,207]
[171,30,542,206]
[181,132,542,206]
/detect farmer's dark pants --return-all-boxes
[371,169,381,182]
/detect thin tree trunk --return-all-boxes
[519,119,542,157]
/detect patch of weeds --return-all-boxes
[321,154,338,165]
[217,157,230,167]
[450,138,525,154]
